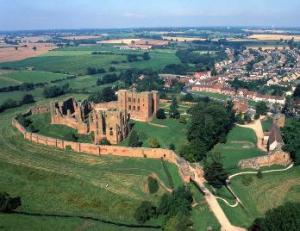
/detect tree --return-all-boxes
[21,94,34,104]
[257,169,263,179]
[244,113,252,123]
[143,52,151,60]
[169,143,175,151]
[183,101,233,161]
[0,192,21,212]
[134,201,156,224]
[128,130,142,147]
[204,152,228,188]
[109,66,116,72]
[88,87,116,103]
[156,108,166,119]
[147,176,159,194]
[281,119,300,164]
[250,202,300,231]
[169,98,180,119]
[255,101,268,117]
[148,137,160,148]
[164,214,194,231]
[43,84,68,98]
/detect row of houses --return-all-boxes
[191,82,286,105]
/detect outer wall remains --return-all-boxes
[12,109,178,165]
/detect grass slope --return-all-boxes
[0,104,182,230]
[220,165,300,228]
[213,126,265,173]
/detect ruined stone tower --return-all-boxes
[117,89,159,121]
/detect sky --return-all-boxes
[0,0,300,30]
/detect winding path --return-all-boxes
[229,163,294,180]
[215,196,239,208]
[237,119,267,152]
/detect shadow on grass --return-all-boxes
[10,211,161,229]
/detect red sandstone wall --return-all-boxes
[12,117,179,165]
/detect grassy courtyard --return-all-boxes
[28,113,93,143]
[213,126,265,173]
[122,118,188,152]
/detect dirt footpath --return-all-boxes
[237,119,267,152]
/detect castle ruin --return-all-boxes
[50,89,159,144]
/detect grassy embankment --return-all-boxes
[0,103,183,230]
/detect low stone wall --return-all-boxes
[12,117,179,165]
[238,151,292,169]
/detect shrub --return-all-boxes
[134,201,157,224]
[21,94,35,104]
[179,116,187,124]
[156,108,166,119]
[257,170,263,179]
[100,138,110,145]
[148,176,159,194]
[169,143,176,151]
[128,130,142,147]
[0,192,21,212]
[148,137,160,148]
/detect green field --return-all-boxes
[0,46,180,75]
[219,165,300,228]
[192,91,231,101]
[0,70,69,86]
[0,102,187,230]
[213,126,265,172]
[122,118,187,151]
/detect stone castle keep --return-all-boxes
[50,90,159,144]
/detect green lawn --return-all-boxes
[123,118,187,152]
[213,126,265,173]
[261,117,273,132]
[220,165,300,228]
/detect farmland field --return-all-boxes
[247,33,300,41]
[0,70,69,86]
[0,46,180,75]
[0,103,183,230]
